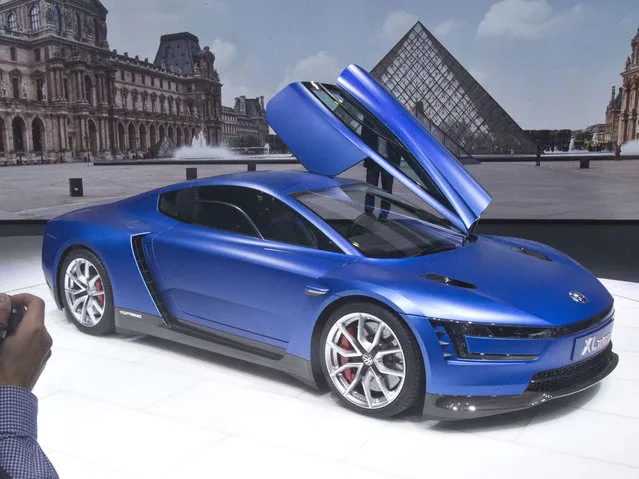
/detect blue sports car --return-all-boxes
[42,65,618,419]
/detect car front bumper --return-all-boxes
[421,341,618,420]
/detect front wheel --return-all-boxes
[320,302,424,417]
[60,249,115,336]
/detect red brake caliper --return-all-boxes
[338,325,357,383]
[95,279,104,307]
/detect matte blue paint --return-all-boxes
[42,168,615,398]
[266,83,369,177]
[150,222,354,343]
[267,65,492,231]
[42,64,616,401]
[337,65,492,229]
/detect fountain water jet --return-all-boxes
[174,130,237,160]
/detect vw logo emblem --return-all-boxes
[362,353,374,366]
[569,291,589,304]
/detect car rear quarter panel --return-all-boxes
[44,195,172,317]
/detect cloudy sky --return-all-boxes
[104,0,639,130]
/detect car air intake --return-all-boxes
[511,246,551,262]
[526,343,615,392]
[131,234,173,327]
[430,323,454,359]
[423,274,476,289]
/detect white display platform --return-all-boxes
[1,236,638,479]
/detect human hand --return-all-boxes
[0,293,53,390]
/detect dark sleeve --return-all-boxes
[0,387,59,479]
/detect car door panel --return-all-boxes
[267,64,493,232]
[150,223,351,344]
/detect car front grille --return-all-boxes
[526,343,614,393]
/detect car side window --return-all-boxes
[158,189,180,219]
[198,185,343,253]
[160,185,343,253]
[251,194,342,253]
[159,187,260,237]
[191,201,260,237]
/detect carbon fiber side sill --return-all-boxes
[114,310,318,389]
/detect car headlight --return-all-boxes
[429,306,613,361]
[429,319,541,360]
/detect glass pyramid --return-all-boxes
[371,21,537,156]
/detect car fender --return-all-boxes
[50,233,118,302]
[285,284,434,382]
[49,225,161,318]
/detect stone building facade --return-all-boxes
[0,0,267,162]
[604,86,622,145]
[619,28,639,144]
[221,95,268,147]
[606,28,639,145]
[221,105,237,144]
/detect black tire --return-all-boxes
[59,248,115,336]
[319,301,424,418]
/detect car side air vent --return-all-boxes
[424,274,476,289]
[431,323,454,360]
[131,234,173,327]
[511,246,552,262]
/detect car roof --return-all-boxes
[161,169,359,196]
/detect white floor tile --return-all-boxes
[39,392,227,478]
[162,435,406,479]
[612,350,639,382]
[50,318,161,363]
[599,278,633,290]
[611,325,639,353]
[136,342,309,398]
[0,265,45,292]
[45,451,141,479]
[612,299,639,329]
[575,378,639,419]
[36,348,203,410]
[612,282,639,302]
[421,409,535,442]
[517,406,638,468]
[146,379,387,461]
[33,381,61,401]
[348,419,639,479]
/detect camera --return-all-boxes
[0,303,25,341]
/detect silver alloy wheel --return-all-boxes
[64,258,105,327]
[324,312,406,410]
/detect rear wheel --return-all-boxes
[320,302,424,417]
[60,249,114,336]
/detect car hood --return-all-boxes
[332,235,613,327]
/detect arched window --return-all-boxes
[53,6,62,33]
[7,12,18,32]
[30,5,40,30]
[74,12,81,37]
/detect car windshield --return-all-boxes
[293,184,465,258]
